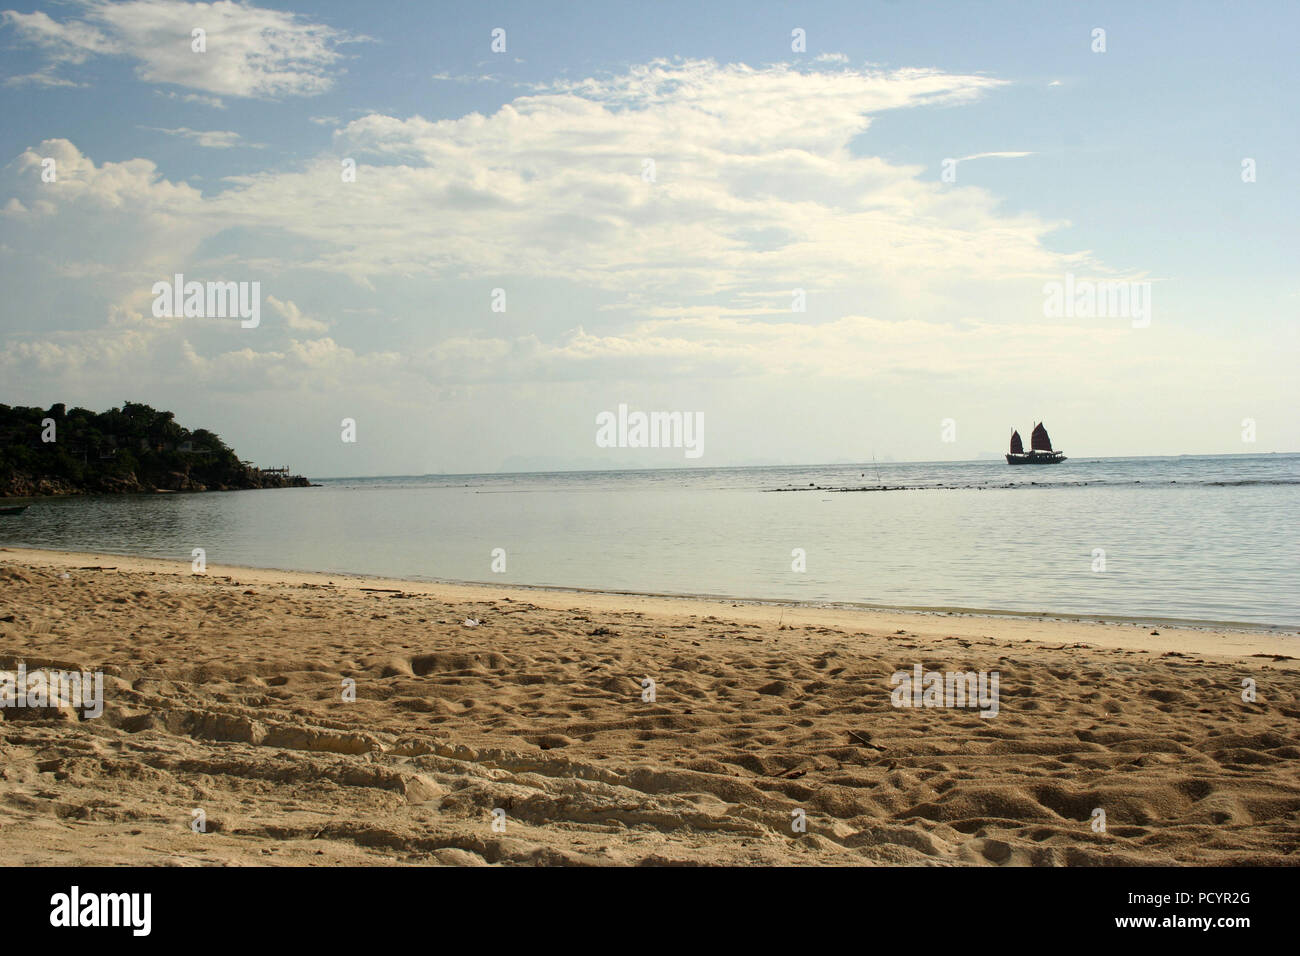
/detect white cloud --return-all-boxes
[956,151,1035,161]
[2,0,360,98]
[431,72,502,84]
[156,89,227,109]
[3,139,206,277]
[391,313,1241,391]
[267,295,329,333]
[5,61,1066,302]
[142,126,260,149]
[3,70,86,88]
[0,8,116,64]
[3,59,1209,450]
[207,59,1056,298]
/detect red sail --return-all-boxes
[1030,423,1052,451]
[1009,430,1023,454]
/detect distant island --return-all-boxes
[0,402,311,497]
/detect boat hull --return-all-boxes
[1006,452,1065,465]
[0,506,28,515]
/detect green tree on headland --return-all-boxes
[0,402,308,497]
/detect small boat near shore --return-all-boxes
[0,505,29,515]
[1006,423,1066,465]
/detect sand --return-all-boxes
[1,546,1297,866]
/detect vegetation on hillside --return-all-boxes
[0,402,309,496]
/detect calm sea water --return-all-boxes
[2,455,1297,628]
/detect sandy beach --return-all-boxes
[1,545,1297,866]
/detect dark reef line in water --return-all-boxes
[765,478,1300,493]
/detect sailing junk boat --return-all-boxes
[1006,423,1066,464]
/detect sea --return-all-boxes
[2,454,1297,629]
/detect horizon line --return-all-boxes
[310,450,1299,483]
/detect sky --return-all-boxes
[0,0,1296,476]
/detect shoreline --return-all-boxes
[4,545,1297,661]
[0,482,318,500]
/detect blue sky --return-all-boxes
[1,1,1296,474]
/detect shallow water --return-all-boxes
[2,454,1297,628]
